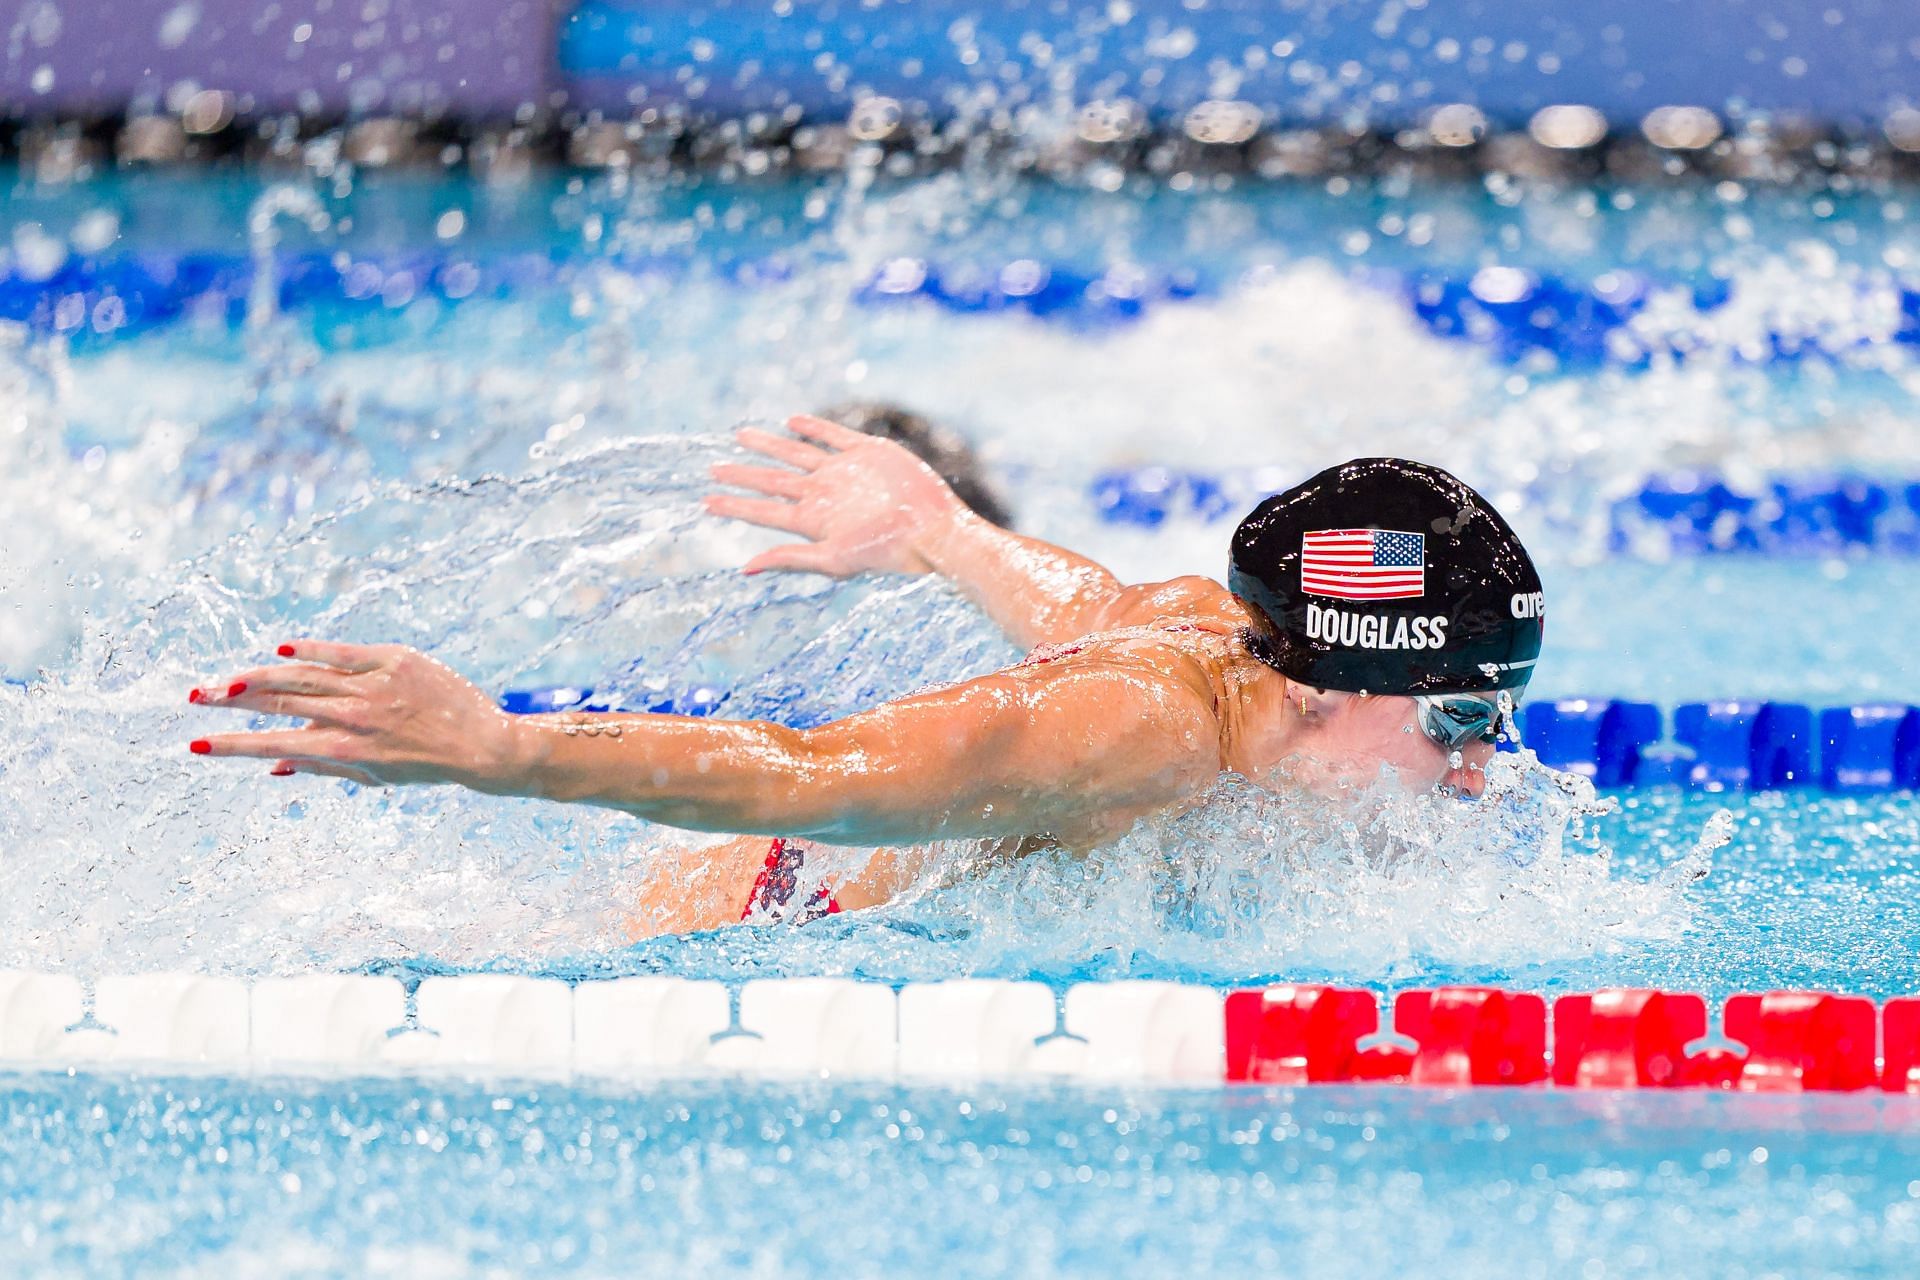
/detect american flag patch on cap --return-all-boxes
[1300,529,1426,600]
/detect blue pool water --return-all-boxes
[4,163,1920,1274]
[7,1073,1920,1278]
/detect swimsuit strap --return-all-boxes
[1018,620,1213,667]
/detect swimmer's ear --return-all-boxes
[1291,684,1342,720]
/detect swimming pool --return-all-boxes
[4,161,1920,1274]
[8,1073,1920,1277]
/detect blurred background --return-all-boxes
[3,0,1920,699]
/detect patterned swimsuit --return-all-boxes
[738,837,842,924]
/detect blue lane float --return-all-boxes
[1089,467,1249,528]
[1513,699,1661,789]
[1819,705,1920,793]
[13,247,1920,375]
[1517,698,1914,792]
[1088,465,1920,557]
[1609,473,1920,556]
[1669,701,1814,792]
[502,686,1920,793]
[500,684,726,718]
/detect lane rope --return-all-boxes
[15,248,1919,374]
[0,973,1912,1092]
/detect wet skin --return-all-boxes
[185,417,1493,927]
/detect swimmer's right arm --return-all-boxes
[188,639,1222,848]
[707,414,1129,647]
[532,652,1223,845]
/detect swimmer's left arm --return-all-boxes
[711,416,1250,646]
[188,640,1223,847]
[709,415,1130,647]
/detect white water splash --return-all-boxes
[0,439,1717,980]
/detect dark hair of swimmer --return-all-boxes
[821,401,1014,528]
[1228,457,1545,698]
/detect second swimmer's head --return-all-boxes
[1227,457,1544,701]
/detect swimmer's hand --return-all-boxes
[704,414,967,577]
[706,412,1183,652]
[185,641,527,789]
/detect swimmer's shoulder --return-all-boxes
[1097,575,1250,633]
[1011,619,1231,727]
[1015,576,1249,690]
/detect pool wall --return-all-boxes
[0,0,564,119]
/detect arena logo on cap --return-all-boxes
[1300,529,1425,600]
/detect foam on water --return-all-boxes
[849,758,1716,983]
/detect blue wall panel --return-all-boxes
[559,0,1920,128]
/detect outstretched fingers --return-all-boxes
[703,492,813,535]
[268,758,382,784]
[736,426,831,470]
[277,639,386,672]
[785,414,869,450]
[201,661,359,701]
[190,728,351,762]
[222,690,365,726]
[742,543,841,576]
[711,462,808,500]
[188,650,372,725]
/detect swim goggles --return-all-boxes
[1412,692,1509,752]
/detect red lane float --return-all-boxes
[1224,985,1379,1084]
[1882,998,1920,1093]
[1224,985,1546,1085]
[1395,988,1547,1086]
[1552,989,1706,1088]
[1721,991,1877,1092]
[1227,986,1912,1092]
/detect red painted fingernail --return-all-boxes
[188,688,204,704]
[277,644,296,658]
[189,740,212,755]
[269,765,294,777]
[227,682,248,698]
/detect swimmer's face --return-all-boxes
[1285,689,1495,797]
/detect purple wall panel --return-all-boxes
[0,0,561,118]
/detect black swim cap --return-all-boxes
[1228,458,1544,696]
